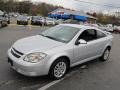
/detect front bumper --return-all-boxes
[31,21,43,25]
[17,21,28,25]
[7,49,50,76]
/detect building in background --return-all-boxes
[49,8,97,24]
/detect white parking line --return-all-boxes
[9,24,34,27]
[37,70,78,90]
[38,78,64,90]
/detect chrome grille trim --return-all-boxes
[11,47,24,58]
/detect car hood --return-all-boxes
[13,35,65,54]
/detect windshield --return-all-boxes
[46,18,54,21]
[18,16,27,20]
[40,25,80,43]
[33,16,42,20]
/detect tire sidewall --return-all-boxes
[0,22,2,28]
[101,48,110,61]
[49,58,69,80]
[0,23,1,28]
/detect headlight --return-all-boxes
[24,52,47,63]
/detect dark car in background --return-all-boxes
[31,16,44,26]
[6,16,10,24]
[0,16,8,28]
[17,15,28,25]
[4,14,10,24]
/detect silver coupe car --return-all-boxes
[7,24,113,79]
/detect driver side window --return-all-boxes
[78,29,97,42]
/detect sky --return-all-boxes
[31,0,120,13]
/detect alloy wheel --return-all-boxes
[104,49,110,60]
[54,61,67,78]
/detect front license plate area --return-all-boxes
[8,57,13,66]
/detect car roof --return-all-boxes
[60,24,97,30]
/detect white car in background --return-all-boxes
[105,24,114,32]
[45,18,55,25]
[114,26,120,33]
[98,24,113,32]
[55,19,65,25]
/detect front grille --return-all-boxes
[11,47,24,58]
[12,48,23,55]
[11,50,21,58]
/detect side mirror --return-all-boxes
[79,39,87,44]
[75,39,87,45]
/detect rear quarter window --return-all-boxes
[97,30,106,39]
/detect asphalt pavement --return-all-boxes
[0,25,120,90]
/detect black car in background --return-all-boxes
[31,16,44,26]
[6,16,10,24]
[17,15,28,25]
[0,15,8,28]
[4,14,10,24]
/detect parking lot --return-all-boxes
[0,25,120,90]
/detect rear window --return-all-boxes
[97,30,106,38]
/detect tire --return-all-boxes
[5,23,8,26]
[17,21,19,24]
[0,22,2,28]
[99,48,110,61]
[31,21,34,25]
[7,21,10,24]
[49,58,69,80]
[25,22,28,25]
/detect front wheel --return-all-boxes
[49,58,69,80]
[100,48,110,61]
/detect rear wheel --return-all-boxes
[31,21,34,25]
[49,58,69,80]
[5,22,8,26]
[0,22,2,28]
[100,48,110,61]
[17,21,19,24]
[7,20,10,24]
[25,22,28,25]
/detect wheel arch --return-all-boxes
[103,42,112,52]
[106,46,111,51]
[56,56,70,67]
[48,55,71,74]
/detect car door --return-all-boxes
[95,30,108,55]
[73,29,103,63]
[2,17,7,25]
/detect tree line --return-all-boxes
[0,0,63,16]
[87,12,120,25]
[0,0,119,25]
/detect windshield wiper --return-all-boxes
[39,34,45,37]
[45,36,57,41]
[39,34,60,42]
